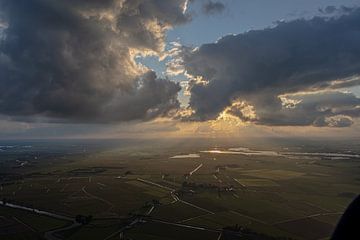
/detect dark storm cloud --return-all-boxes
[202,1,225,15]
[0,0,188,122]
[182,8,360,127]
[254,91,360,127]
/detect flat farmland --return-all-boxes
[0,140,359,239]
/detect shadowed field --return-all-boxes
[0,139,359,239]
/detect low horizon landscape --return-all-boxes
[0,138,359,239]
[1,0,360,239]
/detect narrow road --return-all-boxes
[146,205,155,215]
[149,218,220,233]
[137,178,175,191]
[233,178,246,188]
[0,201,73,221]
[190,163,203,176]
[170,191,180,203]
[0,201,77,240]
[178,199,215,214]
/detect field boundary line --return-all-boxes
[230,210,268,225]
[272,211,343,225]
[136,178,175,191]
[81,186,115,212]
[13,217,38,233]
[177,213,213,223]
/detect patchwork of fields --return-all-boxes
[0,141,359,239]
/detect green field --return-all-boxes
[0,140,359,239]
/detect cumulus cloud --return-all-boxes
[258,91,360,126]
[202,0,225,15]
[318,5,355,15]
[318,6,337,14]
[182,8,360,127]
[0,0,189,122]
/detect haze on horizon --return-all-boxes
[0,0,360,140]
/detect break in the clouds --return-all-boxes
[202,0,225,15]
[180,7,360,127]
[0,0,190,122]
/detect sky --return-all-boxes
[0,0,360,139]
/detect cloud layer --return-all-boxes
[0,0,188,122]
[1,1,359,129]
[182,8,360,127]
